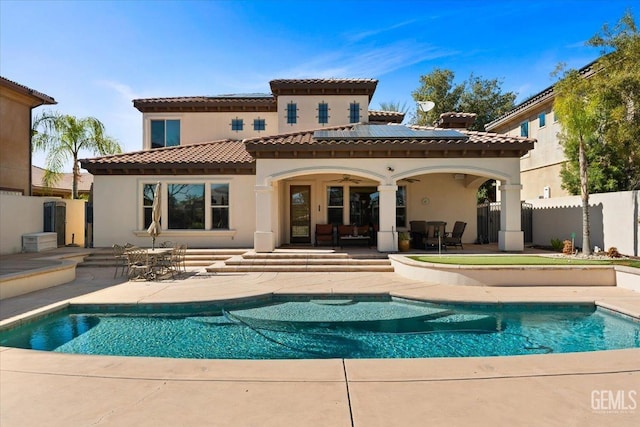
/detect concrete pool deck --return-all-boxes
[1,252,639,426]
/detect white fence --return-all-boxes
[526,190,639,256]
[0,194,86,255]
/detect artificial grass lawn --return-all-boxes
[409,255,640,268]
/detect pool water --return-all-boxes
[1,298,639,359]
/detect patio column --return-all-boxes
[498,183,524,251]
[254,184,275,252]
[377,184,398,252]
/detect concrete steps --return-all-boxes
[206,251,393,273]
[78,248,247,268]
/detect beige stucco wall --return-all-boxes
[92,174,256,248]
[258,156,522,246]
[0,194,86,254]
[276,95,370,133]
[489,99,571,200]
[527,190,639,256]
[142,112,280,148]
[0,91,32,195]
[520,162,569,200]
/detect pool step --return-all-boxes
[206,252,394,273]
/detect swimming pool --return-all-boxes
[1,296,639,359]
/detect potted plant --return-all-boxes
[398,232,411,252]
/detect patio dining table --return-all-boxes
[126,247,173,280]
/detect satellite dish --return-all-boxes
[417,101,435,112]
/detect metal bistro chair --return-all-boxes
[126,248,152,280]
[112,244,128,278]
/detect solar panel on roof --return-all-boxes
[314,125,467,140]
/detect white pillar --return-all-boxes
[254,184,275,252]
[498,183,524,251]
[377,184,398,252]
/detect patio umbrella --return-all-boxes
[147,182,161,249]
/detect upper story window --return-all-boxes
[286,102,297,124]
[151,119,180,149]
[231,118,243,132]
[553,110,558,122]
[538,113,546,128]
[253,118,266,132]
[520,121,529,137]
[318,102,329,124]
[349,102,360,123]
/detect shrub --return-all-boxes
[550,238,563,252]
[562,240,574,255]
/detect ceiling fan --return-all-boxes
[400,177,420,183]
[330,175,362,184]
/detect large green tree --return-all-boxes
[411,69,516,131]
[587,11,640,192]
[32,111,122,199]
[555,11,640,254]
[560,12,640,194]
[554,69,599,255]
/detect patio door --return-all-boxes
[290,185,311,244]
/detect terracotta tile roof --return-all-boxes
[32,166,93,193]
[81,124,535,175]
[133,95,276,113]
[80,140,254,175]
[246,124,534,158]
[0,76,56,106]
[368,110,405,123]
[269,78,378,100]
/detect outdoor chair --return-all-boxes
[409,221,428,249]
[444,221,467,249]
[172,244,187,275]
[424,221,447,250]
[315,224,334,246]
[112,244,128,278]
[126,248,152,280]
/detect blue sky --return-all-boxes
[1,0,635,171]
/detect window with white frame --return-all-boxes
[142,183,156,229]
[538,112,546,128]
[151,119,180,149]
[211,183,229,229]
[168,183,205,229]
[327,186,344,224]
[396,186,406,228]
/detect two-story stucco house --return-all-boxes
[485,60,597,201]
[0,76,56,196]
[81,79,534,252]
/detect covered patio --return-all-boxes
[246,124,533,253]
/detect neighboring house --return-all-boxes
[485,60,597,200]
[81,79,534,252]
[0,76,56,195]
[31,165,93,199]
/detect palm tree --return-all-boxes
[32,111,122,199]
